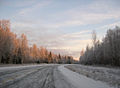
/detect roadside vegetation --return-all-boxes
[0,20,75,64]
[80,26,120,66]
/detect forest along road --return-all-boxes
[0,64,113,88]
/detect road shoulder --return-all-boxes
[58,65,113,88]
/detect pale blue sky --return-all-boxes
[0,0,120,60]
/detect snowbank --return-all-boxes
[65,64,120,88]
[58,65,114,88]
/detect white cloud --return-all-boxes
[46,30,92,59]
[11,22,34,29]
[60,12,120,27]
[62,30,91,38]
[10,0,120,60]
[19,1,51,16]
[13,0,36,7]
[46,0,120,28]
[13,0,120,29]
[98,21,120,30]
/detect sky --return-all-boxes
[0,0,120,60]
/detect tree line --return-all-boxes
[80,26,120,66]
[0,20,75,64]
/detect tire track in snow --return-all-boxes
[0,66,45,88]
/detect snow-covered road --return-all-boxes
[0,64,114,88]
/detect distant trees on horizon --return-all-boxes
[79,26,120,66]
[0,20,75,64]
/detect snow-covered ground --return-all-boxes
[58,65,114,88]
[65,64,120,88]
[0,64,119,88]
